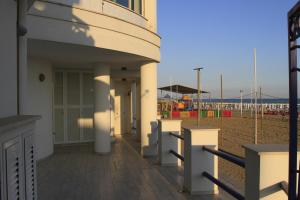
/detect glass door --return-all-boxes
[66,72,81,142]
[53,70,94,144]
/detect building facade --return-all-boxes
[0,0,160,160]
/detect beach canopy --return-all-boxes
[158,84,208,94]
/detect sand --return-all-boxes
[180,111,292,194]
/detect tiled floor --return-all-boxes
[37,135,222,200]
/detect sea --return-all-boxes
[200,98,289,104]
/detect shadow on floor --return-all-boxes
[37,136,222,200]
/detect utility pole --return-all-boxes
[220,74,223,145]
[240,90,243,117]
[170,77,173,120]
[250,88,253,118]
[260,86,263,138]
[254,48,258,144]
[194,67,203,127]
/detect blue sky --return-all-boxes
[157,0,297,98]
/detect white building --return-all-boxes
[0,0,160,160]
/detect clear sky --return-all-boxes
[157,0,297,98]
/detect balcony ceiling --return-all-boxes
[28,39,153,68]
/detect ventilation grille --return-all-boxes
[6,143,21,200]
[24,136,36,200]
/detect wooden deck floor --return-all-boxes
[37,135,222,200]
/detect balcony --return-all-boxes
[27,0,160,62]
[37,135,221,200]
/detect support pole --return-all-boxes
[254,48,258,144]
[288,18,298,199]
[240,90,243,118]
[250,88,253,118]
[260,87,263,138]
[170,77,173,120]
[220,74,223,145]
[197,70,200,127]
[194,67,203,127]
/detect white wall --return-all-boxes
[27,58,54,160]
[27,0,160,62]
[114,81,131,135]
[0,0,18,118]
[49,0,102,13]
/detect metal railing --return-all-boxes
[202,172,245,200]
[280,181,288,196]
[203,146,245,168]
[168,131,184,161]
[202,146,245,199]
[168,132,184,140]
[169,150,184,161]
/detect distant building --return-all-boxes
[0,0,160,160]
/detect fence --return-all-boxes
[158,119,297,200]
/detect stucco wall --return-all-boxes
[27,58,54,160]
[49,0,102,13]
[114,81,132,135]
[27,0,160,62]
[0,0,18,118]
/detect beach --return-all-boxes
[181,111,292,194]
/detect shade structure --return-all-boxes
[158,84,208,94]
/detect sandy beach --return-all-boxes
[180,111,292,194]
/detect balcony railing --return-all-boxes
[158,119,292,199]
[202,146,245,200]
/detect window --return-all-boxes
[131,0,142,15]
[114,0,128,8]
[110,0,142,15]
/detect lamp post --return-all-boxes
[194,67,203,127]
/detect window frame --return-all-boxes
[110,0,143,15]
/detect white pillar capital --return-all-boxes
[94,64,111,154]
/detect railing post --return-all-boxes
[158,119,182,166]
[183,127,219,195]
[243,144,299,200]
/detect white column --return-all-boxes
[136,80,141,141]
[94,64,111,154]
[244,144,299,200]
[110,79,115,140]
[158,119,182,166]
[183,127,219,195]
[131,82,137,129]
[141,63,157,156]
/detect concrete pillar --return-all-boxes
[136,79,141,141]
[140,63,157,156]
[243,144,299,200]
[158,119,182,166]
[18,0,28,114]
[131,82,137,129]
[183,127,219,195]
[94,64,111,154]
[110,79,115,140]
